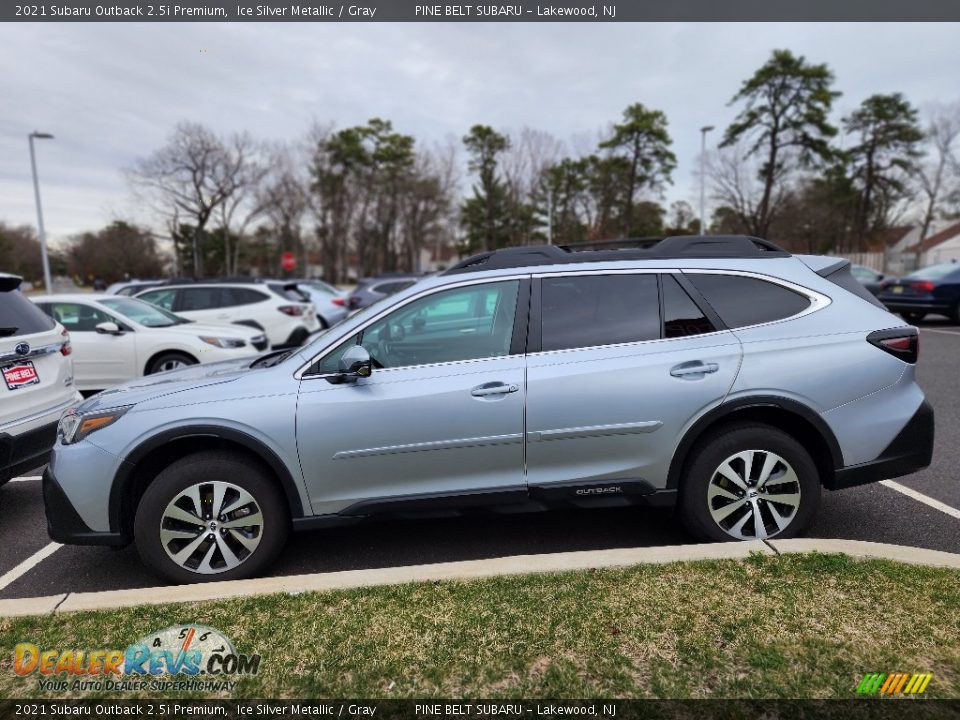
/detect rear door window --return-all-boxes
[685,274,810,328]
[180,287,228,311]
[1,292,55,337]
[662,275,716,338]
[540,274,660,351]
[226,287,270,306]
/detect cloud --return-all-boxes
[1,21,958,243]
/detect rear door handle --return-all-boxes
[471,382,519,397]
[670,361,719,378]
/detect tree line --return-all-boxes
[4,48,959,285]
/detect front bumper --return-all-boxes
[828,400,934,490]
[42,466,127,546]
[0,421,58,482]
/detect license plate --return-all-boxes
[892,286,904,294]
[2,360,40,391]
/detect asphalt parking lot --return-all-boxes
[1,322,958,599]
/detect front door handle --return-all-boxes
[670,361,719,378]
[471,382,520,397]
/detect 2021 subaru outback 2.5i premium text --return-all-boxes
[43,236,934,583]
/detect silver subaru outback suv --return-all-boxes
[44,236,934,583]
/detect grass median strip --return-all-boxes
[0,552,958,699]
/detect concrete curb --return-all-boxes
[0,539,957,618]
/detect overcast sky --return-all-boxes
[2,22,959,246]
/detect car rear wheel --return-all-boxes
[679,423,820,542]
[134,451,289,583]
[147,352,197,375]
[950,300,960,325]
[901,311,927,324]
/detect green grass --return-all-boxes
[1,552,958,699]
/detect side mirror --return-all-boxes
[877,274,885,281]
[95,321,122,335]
[337,345,372,382]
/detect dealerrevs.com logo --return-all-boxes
[13,625,261,693]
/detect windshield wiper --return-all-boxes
[251,349,294,369]
[0,327,18,337]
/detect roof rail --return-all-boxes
[442,235,790,275]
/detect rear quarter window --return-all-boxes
[228,287,271,306]
[0,291,56,337]
[685,273,811,328]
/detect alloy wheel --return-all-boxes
[156,358,188,372]
[706,449,801,540]
[159,481,264,574]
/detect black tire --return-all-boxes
[146,352,197,375]
[949,300,960,326]
[679,423,820,543]
[134,450,289,583]
[901,311,927,324]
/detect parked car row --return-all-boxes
[1,267,431,484]
[33,295,267,392]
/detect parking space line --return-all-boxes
[920,328,960,337]
[9,476,41,482]
[881,480,960,520]
[0,542,62,592]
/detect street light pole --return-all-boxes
[699,125,714,236]
[546,186,553,245]
[28,132,55,294]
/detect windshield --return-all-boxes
[906,263,960,280]
[99,297,190,327]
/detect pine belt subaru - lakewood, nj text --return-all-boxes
[42,236,934,583]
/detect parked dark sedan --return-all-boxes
[345,273,423,312]
[877,262,960,323]
[850,264,889,296]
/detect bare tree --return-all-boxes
[126,122,238,276]
[915,101,960,245]
[708,142,791,235]
[214,133,269,275]
[257,144,311,276]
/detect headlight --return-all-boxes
[58,405,132,445]
[199,336,246,349]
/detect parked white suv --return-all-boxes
[0,274,81,485]
[33,295,267,392]
[134,282,320,348]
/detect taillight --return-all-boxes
[867,328,919,364]
[277,305,304,316]
[331,297,345,307]
[60,328,72,356]
[910,281,935,293]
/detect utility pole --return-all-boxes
[28,132,55,293]
[546,186,553,245]
[699,125,715,235]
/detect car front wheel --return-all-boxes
[147,352,197,375]
[134,451,289,583]
[679,423,820,542]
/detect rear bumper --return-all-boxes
[828,400,934,490]
[0,421,58,482]
[880,299,950,313]
[42,467,128,546]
